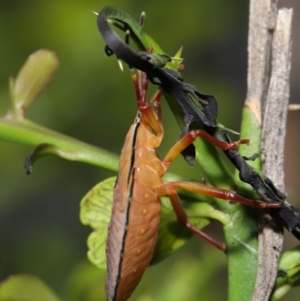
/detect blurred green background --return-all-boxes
[0,0,299,300]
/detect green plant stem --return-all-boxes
[0,116,119,171]
[224,106,262,301]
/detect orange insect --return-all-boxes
[106,70,279,301]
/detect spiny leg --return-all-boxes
[162,130,249,170]
[131,70,142,101]
[135,45,162,120]
[137,69,148,104]
[130,70,163,138]
[156,181,281,251]
[167,192,226,251]
[157,181,281,209]
[149,88,163,123]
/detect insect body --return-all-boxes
[106,71,280,301]
[97,7,300,241]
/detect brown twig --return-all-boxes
[247,1,293,300]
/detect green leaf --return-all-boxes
[271,245,300,300]
[0,274,61,301]
[9,49,59,118]
[80,177,116,270]
[278,244,300,271]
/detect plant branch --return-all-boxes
[253,7,293,301]
[0,115,120,171]
[225,1,277,299]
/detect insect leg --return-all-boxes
[149,88,163,122]
[166,192,226,251]
[157,181,281,209]
[162,130,249,170]
[131,70,164,138]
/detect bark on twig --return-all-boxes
[247,2,293,301]
[245,0,278,123]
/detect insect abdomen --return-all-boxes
[106,175,160,301]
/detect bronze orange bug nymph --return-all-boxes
[105,69,280,301]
